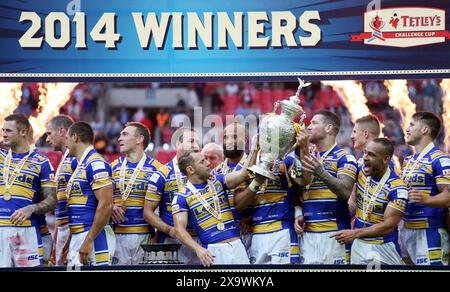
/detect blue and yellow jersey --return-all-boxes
[402,146,450,229]
[251,154,300,235]
[172,174,240,246]
[67,149,112,234]
[0,148,55,228]
[355,166,408,244]
[212,157,252,221]
[146,158,198,241]
[55,156,77,226]
[111,156,163,234]
[301,145,357,233]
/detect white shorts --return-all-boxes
[400,228,449,265]
[351,239,403,265]
[0,227,40,267]
[249,229,293,264]
[207,239,250,265]
[299,231,348,265]
[113,233,149,265]
[55,224,71,266]
[41,233,52,266]
[67,226,116,267]
[164,236,202,265]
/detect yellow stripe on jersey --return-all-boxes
[0,219,32,227]
[56,218,69,225]
[70,224,85,234]
[38,247,44,257]
[437,177,450,184]
[356,208,384,223]
[404,220,429,229]
[255,192,287,205]
[252,221,283,234]
[198,211,234,230]
[307,189,337,200]
[68,196,89,205]
[41,181,56,188]
[290,245,299,254]
[0,185,34,199]
[305,221,337,232]
[92,179,112,190]
[119,197,145,207]
[114,226,149,234]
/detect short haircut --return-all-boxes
[202,142,224,159]
[173,127,198,143]
[314,110,341,136]
[355,114,381,137]
[5,114,31,133]
[412,111,442,140]
[68,121,94,144]
[49,115,74,131]
[177,150,198,175]
[126,122,150,148]
[372,137,394,157]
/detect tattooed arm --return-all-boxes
[10,186,57,225]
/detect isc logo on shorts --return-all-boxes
[278,252,289,258]
[28,255,39,261]
[416,258,429,264]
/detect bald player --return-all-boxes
[332,138,408,265]
[201,143,224,171]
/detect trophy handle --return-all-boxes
[273,101,280,113]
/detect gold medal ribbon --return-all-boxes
[3,145,36,192]
[119,154,147,203]
[66,145,94,199]
[362,167,391,222]
[186,180,224,229]
[172,157,184,191]
[401,142,434,187]
[54,149,70,183]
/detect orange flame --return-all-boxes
[0,83,23,132]
[384,80,416,133]
[28,83,78,141]
[321,81,371,123]
[441,79,450,154]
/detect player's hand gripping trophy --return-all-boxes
[248,78,309,180]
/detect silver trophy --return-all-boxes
[248,78,309,180]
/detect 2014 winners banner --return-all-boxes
[0,0,449,81]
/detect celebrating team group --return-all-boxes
[1,109,450,267]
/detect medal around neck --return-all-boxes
[248,78,308,180]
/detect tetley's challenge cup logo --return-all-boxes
[351,7,450,47]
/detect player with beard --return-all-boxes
[295,111,357,264]
[212,123,253,250]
